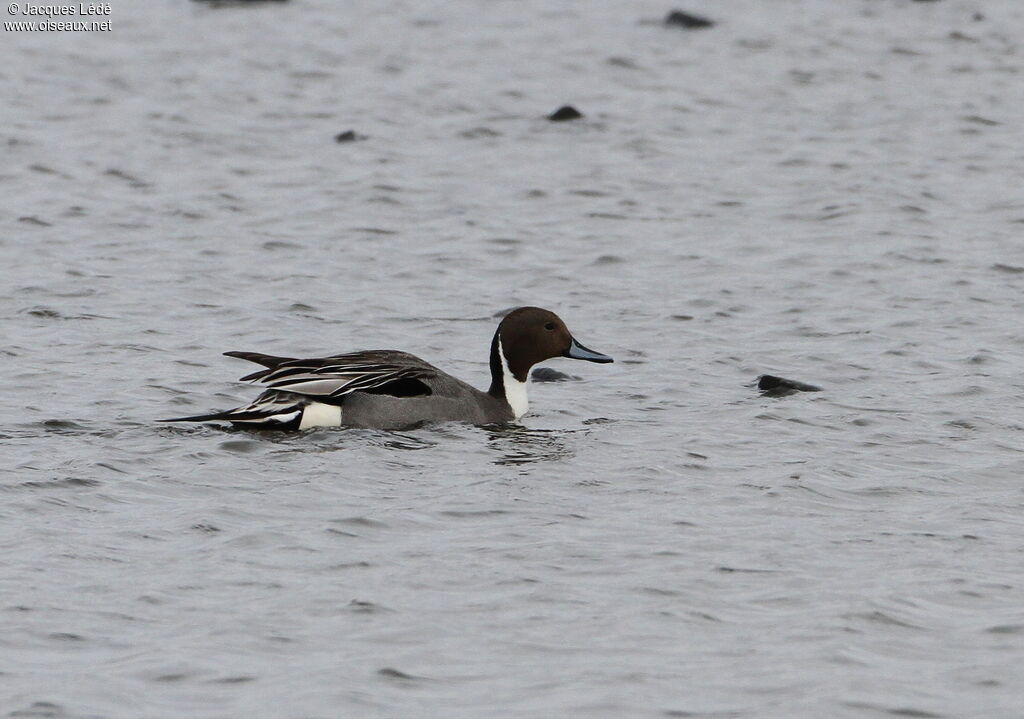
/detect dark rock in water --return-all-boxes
[757,375,822,397]
[335,130,366,143]
[531,367,580,382]
[664,10,715,29]
[548,105,583,122]
[19,216,52,226]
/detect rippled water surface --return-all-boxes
[3,1,1024,717]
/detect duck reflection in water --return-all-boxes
[485,425,575,466]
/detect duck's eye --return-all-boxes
[544,322,555,331]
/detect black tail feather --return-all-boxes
[160,407,299,423]
[160,388,306,427]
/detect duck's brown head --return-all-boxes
[489,307,613,388]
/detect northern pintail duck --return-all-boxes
[162,307,613,430]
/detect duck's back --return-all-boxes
[339,367,511,429]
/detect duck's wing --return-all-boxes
[223,351,296,373]
[228,349,438,399]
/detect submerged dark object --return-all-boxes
[757,375,822,397]
[548,105,583,122]
[531,367,580,383]
[664,10,715,29]
[335,130,366,143]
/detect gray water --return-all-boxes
[3,1,1024,717]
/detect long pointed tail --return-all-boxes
[159,390,308,429]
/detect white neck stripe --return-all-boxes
[498,339,529,420]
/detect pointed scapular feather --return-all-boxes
[226,349,438,399]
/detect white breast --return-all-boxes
[499,340,529,419]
